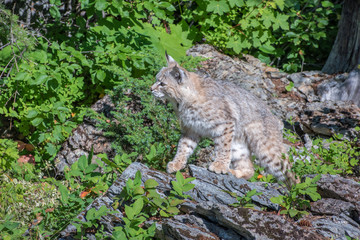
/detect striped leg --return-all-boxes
[209,122,234,174]
[229,140,254,179]
[167,132,200,173]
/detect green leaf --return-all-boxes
[285,82,294,91]
[175,171,184,185]
[125,205,134,220]
[49,6,61,20]
[95,0,108,11]
[134,171,142,186]
[229,0,244,7]
[227,37,243,54]
[182,183,195,192]
[45,143,57,156]
[31,117,43,126]
[207,1,230,15]
[133,198,144,216]
[133,186,145,195]
[58,183,69,204]
[26,109,38,119]
[259,45,276,54]
[78,155,88,171]
[145,179,159,189]
[159,210,169,217]
[96,70,106,81]
[31,74,48,85]
[166,206,180,214]
[274,0,285,10]
[14,72,27,81]
[270,196,284,205]
[321,1,334,7]
[288,209,299,218]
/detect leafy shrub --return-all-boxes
[270,175,321,219]
[285,128,360,177]
[180,0,341,71]
[112,171,195,239]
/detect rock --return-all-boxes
[318,69,360,107]
[181,201,323,240]
[59,163,359,240]
[189,165,283,210]
[311,215,360,240]
[311,198,356,219]
[299,101,360,139]
[307,174,360,203]
[55,95,116,174]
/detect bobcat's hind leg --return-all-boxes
[229,140,254,179]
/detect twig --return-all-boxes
[0,42,11,50]
[0,55,15,79]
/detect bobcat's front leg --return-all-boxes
[167,132,200,173]
[209,122,234,174]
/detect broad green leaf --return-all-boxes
[50,6,61,20]
[145,179,159,189]
[229,0,244,7]
[78,155,88,171]
[288,209,298,218]
[58,183,69,204]
[133,186,145,195]
[125,205,134,220]
[95,0,108,11]
[134,171,142,186]
[166,206,179,214]
[227,37,242,54]
[321,1,334,7]
[133,198,144,215]
[170,198,184,207]
[45,143,57,156]
[259,45,276,54]
[31,117,43,126]
[14,72,27,81]
[175,171,184,185]
[30,74,48,85]
[184,177,196,184]
[26,109,38,119]
[207,1,230,15]
[159,210,169,217]
[182,183,195,192]
[96,70,106,81]
[274,0,285,10]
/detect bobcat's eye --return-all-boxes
[159,82,166,86]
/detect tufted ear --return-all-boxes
[170,65,186,84]
[165,51,179,67]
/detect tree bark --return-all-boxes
[322,0,360,74]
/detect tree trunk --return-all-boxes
[322,0,360,74]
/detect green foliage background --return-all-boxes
[0,0,356,238]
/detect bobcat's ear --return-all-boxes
[165,51,178,67]
[170,65,186,84]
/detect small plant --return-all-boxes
[73,205,109,239]
[270,175,321,219]
[0,139,19,171]
[112,171,196,239]
[224,189,262,209]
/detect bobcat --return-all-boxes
[151,53,297,188]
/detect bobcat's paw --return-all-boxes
[209,161,230,174]
[167,160,186,173]
[229,169,254,180]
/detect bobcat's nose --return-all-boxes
[150,83,158,91]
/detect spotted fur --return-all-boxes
[151,53,297,188]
